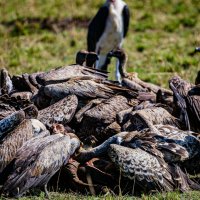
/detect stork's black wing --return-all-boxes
[122,5,130,37]
[87,5,109,52]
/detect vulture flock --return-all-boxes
[0,48,199,198]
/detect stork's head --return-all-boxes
[107,0,117,4]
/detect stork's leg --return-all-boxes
[96,55,107,70]
[44,184,49,199]
[115,59,121,83]
[101,56,111,71]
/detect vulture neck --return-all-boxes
[70,137,81,156]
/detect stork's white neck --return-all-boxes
[106,0,125,10]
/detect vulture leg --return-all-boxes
[44,184,49,199]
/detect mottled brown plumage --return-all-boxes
[77,95,130,142]
[109,144,174,191]
[117,100,161,126]
[0,94,35,114]
[42,77,128,102]
[169,76,200,131]
[0,103,16,120]
[38,95,78,129]
[122,107,181,132]
[0,94,38,119]
[108,144,200,192]
[0,119,33,173]
[122,124,200,163]
[2,133,80,197]
[12,74,38,94]
[36,65,108,86]
[75,98,104,123]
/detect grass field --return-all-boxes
[0,0,200,199]
[0,0,200,87]
[1,191,200,200]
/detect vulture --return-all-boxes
[2,133,80,197]
[76,127,200,193]
[0,69,13,96]
[38,94,78,129]
[108,144,200,193]
[87,0,130,81]
[169,75,200,131]
[36,65,108,86]
[0,119,34,174]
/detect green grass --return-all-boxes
[0,0,199,87]
[2,191,200,200]
[0,0,200,199]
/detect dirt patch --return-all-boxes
[1,17,90,35]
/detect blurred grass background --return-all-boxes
[0,1,200,199]
[0,0,199,87]
[7,190,200,200]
